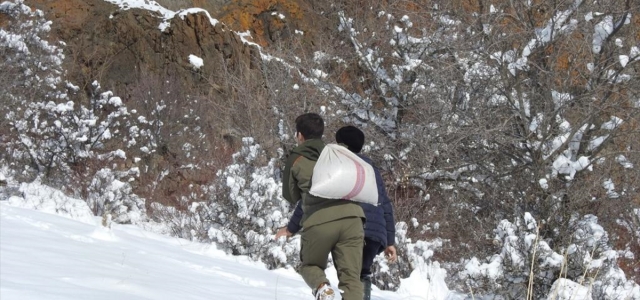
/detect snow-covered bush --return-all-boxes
[1,0,66,179]
[6,180,96,224]
[205,137,299,267]
[153,138,299,268]
[319,3,640,288]
[3,78,147,224]
[87,168,145,224]
[0,165,19,199]
[0,0,64,95]
[370,220,445,291]
[1,0,146,223]
[371,221,411,290]
[455,213,640,299]
[6,82,132,181]
[2,0,122,180]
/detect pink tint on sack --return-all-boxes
[341,149,366,200]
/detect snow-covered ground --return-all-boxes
[0,184,449,300]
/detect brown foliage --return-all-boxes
[219,0,304,46]
[0,11,10,27]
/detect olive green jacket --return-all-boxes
[282,139,365,229]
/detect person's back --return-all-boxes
[281,124,396,300]
[336,126,396,300]
[285,138,364,229]
[281,113,365,300]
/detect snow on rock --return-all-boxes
[103,0,173,18]
[188,54,204,69]
[271,12,285,20]
[177,8,219,26]
[104,1,222,33]
[547,278,592,300]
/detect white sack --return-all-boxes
[309,144,378,205]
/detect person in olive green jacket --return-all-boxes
[280,113,366,300]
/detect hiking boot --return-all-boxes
[314,283,335,300]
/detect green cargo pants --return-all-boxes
[300,216,364,300]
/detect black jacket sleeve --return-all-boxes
[286,200,303,234]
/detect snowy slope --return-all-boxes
[0,201,440,300]
[1,204,304,300]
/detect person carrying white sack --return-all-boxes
[278,113,366,300]
[277,125,397,300]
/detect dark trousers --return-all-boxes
[361,238,383,278]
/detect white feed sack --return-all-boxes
[310,144,378,205]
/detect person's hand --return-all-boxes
[384,245,397,263]
[275,227,293,240]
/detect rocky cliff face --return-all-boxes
[17,0,272,208]
[24,0,262,100]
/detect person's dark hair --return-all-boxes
[335,126,365,153]
[295,113,324,139]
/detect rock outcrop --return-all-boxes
[24,0,262,99]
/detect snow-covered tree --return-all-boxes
[232,0,639,289]
[1,0,66,178]
[288,0,640,286]
[1,0,145,221]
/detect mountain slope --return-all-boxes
[0,197,444,300]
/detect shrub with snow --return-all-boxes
[87,168,145,224]
[1,0,146,223]
[7,180,96,224]
[370,220,445,292]
[0,0,65,94]
[152,138,299,268]
[454,213,640,299]
[1,0,66,181]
